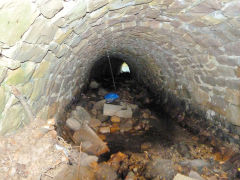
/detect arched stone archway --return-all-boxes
[0,0,239,139]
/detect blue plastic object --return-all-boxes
[104,93,119,103]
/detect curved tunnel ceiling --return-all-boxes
[0,0,240,135]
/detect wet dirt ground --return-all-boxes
[61,73,240,180]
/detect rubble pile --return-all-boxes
[59,76,239,180]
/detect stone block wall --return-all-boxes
[0,0,239,135]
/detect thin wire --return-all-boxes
[106,50,117,91]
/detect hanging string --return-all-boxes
[106,50,117,91]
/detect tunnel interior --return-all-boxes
[55,54,238,179]
[89,56,132,89]
[0,0,240,179]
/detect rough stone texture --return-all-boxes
[0,0,39,46]
[38,0,63,19]
[0,0,239,141]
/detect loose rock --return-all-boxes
[189,170,205,180]
[66,118,81,131]
[72,106,91,124]
[95,163,117,180]
[144,159,175,179]
[176,143,191,158]
[72,125,109,155]
[89,80,100,89]
[173,173,196,180]
[179,159,210,169]
[120,119,133,133]
[93,99,106,111]
[104,103,132,118]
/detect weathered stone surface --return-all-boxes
[87,0,108,12]
[33,60,50,79]
[3,42,48,63]
[0,103,27,135]
[66,118,81,131]
[135,0,153,5]
[226,104,240,126]
[0,87,6,114]
[222,1,240,17]
[72,126,109,155]
[179,159,210,169]
[0,67,7,84]
[225,88,240,106]
[30,78,46,102]
[64,0,87,23]
[103,104,133,118]
[38,0,63,19]
[0,0,40,46]
[23,17,58,44]
[72,106,91,124]
[5,62,35,85]
[189,170,205,180]
[21,81,34,98]
[0,0,240,138]
[109,0,135,10]
[201,11,226,25]
[0,56,20,70]
[54,28,73,45]
[55,44,70,58]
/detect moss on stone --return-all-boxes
[0,103,27,135]
[5,62,35,85]
[33,60,50,79]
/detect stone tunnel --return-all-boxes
[0,0,240,150]
[1,0,240,179]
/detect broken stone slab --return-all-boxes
[72,125,109,156]
[71,106,91,124]
[66,118,81,131]
[79,152,98,167]
[38,0,63,19]
[103,103,132,118]
[173,173,196,180]
[179,159,210,169]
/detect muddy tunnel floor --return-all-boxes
[56,74,240,180]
